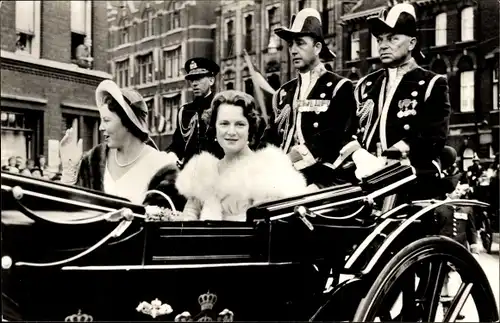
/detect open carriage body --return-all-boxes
[1,163,498,322]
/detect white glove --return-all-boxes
[59,118,83,185]
[352,148,386,180]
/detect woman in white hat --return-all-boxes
[59,80,180,205]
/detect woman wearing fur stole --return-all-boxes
[176,90,309,221]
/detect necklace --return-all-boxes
[114,144,146,167]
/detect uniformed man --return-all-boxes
[166,57,223,167]
[335,3,451,199]
[271,8,358,187]
[434,183,480,319]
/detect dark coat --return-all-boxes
[354,66,451,176]
[269,64,357,186]
[166,92,223,167]
[434,204,478,247]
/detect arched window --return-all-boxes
[226,82,234,90]
[142,10,154,38]
[431,59,447,75]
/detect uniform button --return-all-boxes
[404,124,410,130]
[360,127,365,132]
[320,93,326,98]
[313,122,319,128]
[411,91,418,97]
[327,82,333,87]
[418,80,425,85]
[366,81,372,86]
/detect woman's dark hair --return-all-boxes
[103,94,149,142]
[206,90,265,150]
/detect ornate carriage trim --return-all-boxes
[174,291,234,322]
[64,309,93,322]
[136,298,173,319]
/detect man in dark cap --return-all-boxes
[166,57,223,168]
[270,8,358,188]
[335,3,451,199]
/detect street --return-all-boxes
[435,243,500,321]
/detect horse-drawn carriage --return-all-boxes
[1,161,498,322]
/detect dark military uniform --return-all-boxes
[166,92,223,166]
[270,63,357,186]
[353,61,451,198]
[434,204,478,247]
[166,57,223,167]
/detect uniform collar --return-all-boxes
[385,57,418,78]
[299,63,328,82]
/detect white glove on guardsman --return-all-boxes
[352,148,386,180]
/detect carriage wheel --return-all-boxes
[353,236,499,322]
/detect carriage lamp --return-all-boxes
[12,186,24,200]
[2,256,12,269]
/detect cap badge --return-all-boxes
[190,61,197,70]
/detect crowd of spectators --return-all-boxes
[1,155,61,181]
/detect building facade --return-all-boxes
[0,0,111,170]
[340,0,499,169]
[106,0,218,150]
[214,0,354,95]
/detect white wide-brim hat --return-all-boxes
[95,80,149,137]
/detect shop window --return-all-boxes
[1,110,41,166]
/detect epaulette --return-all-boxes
[354,69,384,103]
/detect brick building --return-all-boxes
[0,0,111,171]
[106,0,218,150]
[340,0,499,169]
[214,0,356,94]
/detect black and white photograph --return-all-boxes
[1,0,499,321]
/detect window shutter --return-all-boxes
[16,1,35,34]
[71,0,87,34]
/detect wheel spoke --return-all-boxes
[424,260,448,322]
[400,270,418,321]
[443,282,473,322]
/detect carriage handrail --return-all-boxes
[267,173,415,222]
[411,199,490,208]
[142,189,177,213]
[15,219,133,267]
[2,185,146,224]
